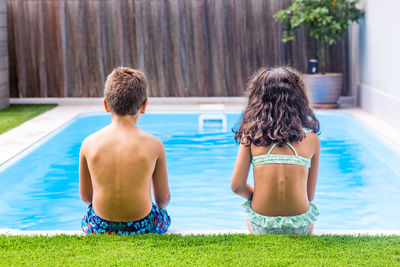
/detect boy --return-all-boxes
[80,67,171,235]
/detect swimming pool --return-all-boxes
[0,111,399,231]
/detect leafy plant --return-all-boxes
[275,0,364,74]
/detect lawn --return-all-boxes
[0,234,399,266]
[0,104,57,135]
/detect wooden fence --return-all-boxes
[7,0,350,97]
[0,0,8,108]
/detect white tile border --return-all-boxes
[9,97,248,105]
[358,83,400,130]
[334,108,400,155]
[2,99,399,168]
[0,105,104,167]
[1,229,399,236]
[1,98,400,235]
[10,96,357,106]
[1,98,247,168]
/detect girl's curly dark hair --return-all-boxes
[234,67,320,147]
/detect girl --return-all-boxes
[231,67,320,234]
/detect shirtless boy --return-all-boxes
[80,67,171,235]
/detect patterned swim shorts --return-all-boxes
[81,203,171,235]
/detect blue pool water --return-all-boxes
[0,112,400,230]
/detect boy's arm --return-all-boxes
[152,139,170,210]
[231,144,254,200]
[79,140,93,205]
[307,135,320,202]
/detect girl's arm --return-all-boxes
[79,140,93,205]
[307,135,320,202]
[231,144,254,200]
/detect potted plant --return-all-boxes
[275,0,364,107]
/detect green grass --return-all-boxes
[0,104,57,135]
[0,234,399,266]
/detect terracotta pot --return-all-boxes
[302,73,343,105]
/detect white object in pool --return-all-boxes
[198,114,227,132]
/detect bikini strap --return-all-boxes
[267,143,278,154]
[286,142,298,156]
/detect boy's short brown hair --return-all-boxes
[104,67,148,115]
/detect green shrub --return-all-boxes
[275,0,364,74]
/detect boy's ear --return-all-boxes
[103,98,111,113]
[139,99,148,114]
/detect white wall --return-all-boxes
[354,0,400,128]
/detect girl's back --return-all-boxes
[231,66,320,234]
[250,131,319,216]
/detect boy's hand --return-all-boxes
[79,139,93,205]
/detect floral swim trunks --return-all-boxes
[81,203,171,235]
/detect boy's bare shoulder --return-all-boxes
[138,129,164,147]
[80,127,109,151]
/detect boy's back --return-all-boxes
[81,121,165,221]
[80,67,170,235]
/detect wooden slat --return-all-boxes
[0,41,7,57]
[6,0,17,97]
[0,13,6,27]
[0,0,6,13]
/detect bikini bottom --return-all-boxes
[242,200,319,234]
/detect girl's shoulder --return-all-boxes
[301,127,318,140]
[303,130,320,152]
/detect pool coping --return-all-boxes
[2,97,400,168]
[1,229,400,236]
[1,97,400,235]
[0,97,246,168]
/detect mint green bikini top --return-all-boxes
[251,128,313,168]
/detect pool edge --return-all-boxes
[3,100,400,168]
[1,229,399,236]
